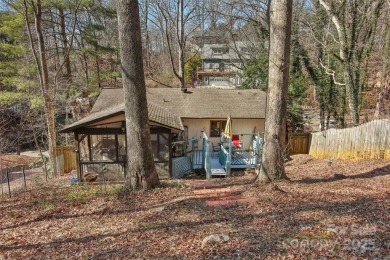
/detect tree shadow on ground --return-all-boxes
[294,164,390,184]
[0,193,388,258]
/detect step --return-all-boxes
[210,168,226,176]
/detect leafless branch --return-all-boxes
[319,59,346,86]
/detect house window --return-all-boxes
[219,62,225,71]
[212,49,223,54]
[210,120,227,137]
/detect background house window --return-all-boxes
[212,49,223,54]
[219,62,225,71]
[210,120,227,137]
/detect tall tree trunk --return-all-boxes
[117,0,160,190]
[144,0,150,68]
[178,0,185,89]
[78,36,89,88]
[319,100,325,131]
[31,0,58,177]
[259,0,293,182]
[375,13,390,118]
[58,6,72,81]
[95,55,101,89]
[83,51,89,87]
[344,63,360,125]
[49,9,60,72]
[339,85,346,128]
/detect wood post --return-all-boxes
[6,167,11,198]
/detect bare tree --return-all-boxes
[6,0,80,176]
[374,2,390,118]
[154,0,199,89]
[259,0,293,182]
[318,0,385,125]
[117,0,160,189]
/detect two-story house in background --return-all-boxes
[194,31,254,88]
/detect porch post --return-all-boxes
[169,132,173,177]
[74,132,81,181]
[227,137,232,176]
[201,132,205,168]
[190,138,195,166]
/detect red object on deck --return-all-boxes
[232,135,242,148]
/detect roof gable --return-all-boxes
[60,101,183,133]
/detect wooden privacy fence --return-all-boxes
[288,133,311,155]
[309,119,390,160]
[56,146,77,173]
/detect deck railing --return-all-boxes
[184,132,263,178]
[201,132,212,179]
[219,145,231,175]
[172,157,192,178]
[188,137,202,168]
[254,135,263,164]
[220,132,263,168]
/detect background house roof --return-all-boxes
[60,102,184,133]
[92,88,266,119]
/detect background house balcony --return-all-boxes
[196,69,234,76]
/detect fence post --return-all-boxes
[1,169,4,199]
[23,166,27,190]
[6,167,11,198]
[102,163,106,192]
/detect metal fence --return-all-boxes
[0,165,46,199]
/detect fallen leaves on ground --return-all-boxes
[0,154,389,259]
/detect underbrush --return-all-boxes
[157,180,190,189]
[65,184,124,204]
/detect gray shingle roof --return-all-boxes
[61,87,266,133]
[147,102,184,130]
[60,101,184,133]
[91,88,266,119]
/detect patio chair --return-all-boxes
[232,135,242,149]
[212,142,220,157]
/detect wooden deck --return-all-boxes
[172,133,262,179]
[231,150,257,168]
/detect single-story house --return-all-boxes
[60,88,266,181]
